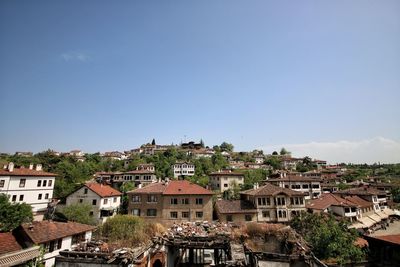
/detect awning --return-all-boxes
[368,214,382,223]
[357,217,376,228]
[376,211,388,219]
[383,209,395,216]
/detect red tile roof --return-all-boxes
[163,180,213,195]
[0,233,22,255]
[209,171,244,176]
[21,221,95,244]
[337,186,386,196]
[215,200,257,214]
[129,182,167,194]
[344,195,373,208]
[267,175,322,182]
[125,170,155,174]
[129,180,213,195]
[85,182,122,197]
[0,168,56,177]
[368,234,400,245]
[306,193,357,210]
[241,183,304,196]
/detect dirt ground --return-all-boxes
[371,219,400,236]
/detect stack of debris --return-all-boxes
[166,221,232,238]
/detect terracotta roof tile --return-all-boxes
[129,182,167,194]
[0,168,56,177]
[215,200,257,214]
[85,182,122,197]
[21,221,96,244]
[267,175,322,182]
[337,186,386,196]
[0,233,22,255]
[368,234,400,245]
[128,180,213,195]
[306,193,357,210]
[163,180,213,195]
[241,183,304,197]
[343,195,373,208]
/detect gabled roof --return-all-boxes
[125,170,155,175]
[241,183,304,197]
[306,193,358,210]
[0,168,56,177]
[129,180,213,195]
[336,186,386,196]
[215,200,257,214]
[343,195,373,208]
[209,171,244,176]
[129,182,167,194]
[85,182,122,198]
[267,175,322,183]
[0,233,22,255]
[21,221,96,244]
[163,180,214,195]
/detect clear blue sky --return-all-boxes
[1,0,399,162]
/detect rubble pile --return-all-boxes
[165,221,232,239]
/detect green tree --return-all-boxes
[291,213,365,265]
[60,203,96,225]
[0,193,33,232]
[280,147,290,156]
[220,142,234,152]
[119,182,135,214]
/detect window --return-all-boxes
[43,180,47,187]
[302,184,309,189]
[0,180,4,188]
[278,210,287,218]
[170,211,178,218]
[57,239,62,250]
[345,207,350,213]
[132,195,141,203]
[79,199,83,203]
[84,188,88,194]
[195,212,203,218]
[312,184,320,189]
[262,211,270,218]
[12,195,17,202]
[37,180,42,187]
[245,214,252,221]
[19,179,26,188]
[92,199,97,205]
[132,209,140,216]
[89,211,94,216]
[148,195,157,203]
[45,193,49,199]
[147,209,157,217]
[195,198,203,205]
[182,211,189,218]
[113,197,117,203]
[226,215,233,222]
[258,198,270,206]
[181,198,189,205]
[291,184,301,189]
[224,184,228,187]
[276,197,286,206]
[48,180,52,187]
[103,199,108,205]
[38,194,42,200]
[19,195,24,201]
[170,198,178,205]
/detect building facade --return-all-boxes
[65,182,122,224]
[209,170,245,192]
[172,162,195,178]
[266,174,322,200]
[127,180,213,225]
[0,162,56,220]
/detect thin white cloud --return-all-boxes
[260,137,400,164]
[61,51,89,62]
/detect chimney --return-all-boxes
[29,163,34,170]
[8,162,14,172]
[36,164,42,171]
[138,184,142,189]
[3,165,7,169]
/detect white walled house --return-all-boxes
[17,221,95,267]
[209,170,245,192]
[267,174,322,200]
[0,162,56,220]
[172,162,195,178]
[65,182,122,224]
